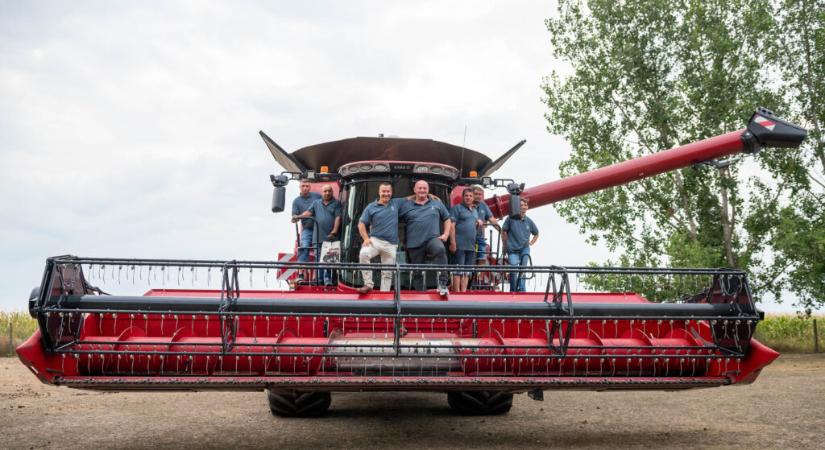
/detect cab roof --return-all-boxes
[260,133,524,178]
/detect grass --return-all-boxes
[0,311,822,356]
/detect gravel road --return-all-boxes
[1,354,823,449]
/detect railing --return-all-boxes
[27,256,761,380]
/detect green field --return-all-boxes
[1,311,822,356]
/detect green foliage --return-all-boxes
[0,311,37,355]
[762,0,825,312]
[544,0,825,309]
[755,315,824,353]
[576,264,717,303]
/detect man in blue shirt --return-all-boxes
[290,179,322,281]
[449,188,483,292]
[293,185,342,286]
[400,180,451,295]
[357,182,407,293]
[501,197,539,292]
[473,186,500,264]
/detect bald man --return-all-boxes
[293,184,342,286]
[399,180,451,295]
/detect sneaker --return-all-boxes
[357,285,373,294]
[437,286,449,296]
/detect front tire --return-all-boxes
[267,390,332,417]
[447,391,513,415]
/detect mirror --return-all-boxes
[271,186,286,213]
[509,194,521,218]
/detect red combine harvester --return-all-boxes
[18,108,806,417]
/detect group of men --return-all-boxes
[290,179,539,293]
[290,181,342,286]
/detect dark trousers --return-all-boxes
[406,237,448,290]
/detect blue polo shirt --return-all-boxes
[450,203,479,251]
[399,198,451,248]
[475,202,493,237]
[308,198,342,240]
[359,198,407,244]
[502,216,539,251]
[292,192,322,229]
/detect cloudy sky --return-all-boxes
[0,1,796,312]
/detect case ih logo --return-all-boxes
[754,116,776,131]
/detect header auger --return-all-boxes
[18,108,805,417]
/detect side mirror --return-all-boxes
[271,186,286,213]
[506,182,525,218]
[509,194,522,218]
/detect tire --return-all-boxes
[447,391,513,415]
[267,390,332,417]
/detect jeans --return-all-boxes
[297,227,314,263]
[507,247,530,292]
[475,235,488,261]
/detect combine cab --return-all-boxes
[18,108,805,417]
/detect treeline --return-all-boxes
[544,0,824,312]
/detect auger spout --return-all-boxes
[485,107,806,217]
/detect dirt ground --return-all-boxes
[1,355,823,450]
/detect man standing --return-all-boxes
[501,197,539,292]
[449,188,483,292]
[400,180,451,295]
[357,182,405,293]
[293,185,342,286]
[473,185,500,264]
[290,180,321,281]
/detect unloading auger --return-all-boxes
[18,108,806,417]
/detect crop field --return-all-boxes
[753,314,824,353]
[4,311,822,355]
[0,312,37,356]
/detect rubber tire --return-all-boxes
[447,391,513,415]
[267,390,332,417]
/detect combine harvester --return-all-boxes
[18,108,805,417]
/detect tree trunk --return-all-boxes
[719,167,736,268]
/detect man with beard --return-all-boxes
[292,184,342,286]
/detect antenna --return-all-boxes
[459,125,468,177]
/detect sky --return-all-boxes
[0,0,801,312]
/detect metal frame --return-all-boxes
[30,257,761,373]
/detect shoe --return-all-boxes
[357,285,373,294]
[437,286,449,296]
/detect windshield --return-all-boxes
[338,175,450,286]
